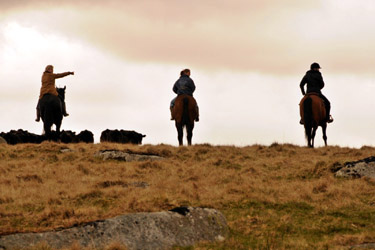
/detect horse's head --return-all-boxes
[56,86,66,100]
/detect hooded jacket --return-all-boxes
[39,66,71,99]
[173,75,196,96]
[299,70,325,95]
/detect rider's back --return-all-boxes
[300,70,324,94]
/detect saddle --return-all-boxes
[172,95,198,122]
[299,92,321,106]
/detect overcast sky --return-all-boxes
[1,0,374,147]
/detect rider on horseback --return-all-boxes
[300,62,333,124]
[170,68,199,122]
[35,65,74,122]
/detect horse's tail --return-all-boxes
[182,97,190,125]
[303,96,313,138]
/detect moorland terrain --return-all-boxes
[0,142,375,249]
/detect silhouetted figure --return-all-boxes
[35,65,74,122]
[170,69,199,122]
[300,62,333,124]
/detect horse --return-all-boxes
[172,94,198,146]
[39,86,66,139]
[299,93,327,148]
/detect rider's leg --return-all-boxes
[35,100,41,122]
[170,97,176,120]
[320,94,333,123]
[195,104,199,122]
[58,95,69,117]
[62,102,69,117]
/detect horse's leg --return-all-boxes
[44,122,51,140]
[322,123,327,146]
[305,125,312,147]
[187,123,194,146]
[311,126,317,148]
[56,121,62,142]
[176,122,183,146]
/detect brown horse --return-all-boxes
[172,94,198,146]
[299,93,327,148]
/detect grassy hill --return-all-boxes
[0,142,375,249]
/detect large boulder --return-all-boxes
[100,129,146,144]
[332,156,375,179]
[0,207,228,249]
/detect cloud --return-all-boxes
[8,0,375,75]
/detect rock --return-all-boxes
[0,137,6,144]
[333,156,375,179]
[60,148,74,153]
[350,243,375,249]
[95,150,163,162]
[0,207,228,249]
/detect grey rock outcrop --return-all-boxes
[333,156,375,179]
[95,150,164,162]
[0,207,228,250]
[349,242,375,249]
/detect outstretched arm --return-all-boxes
[54,72,74,79]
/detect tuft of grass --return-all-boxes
[1,143,375,249]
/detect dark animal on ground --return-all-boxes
[100,129,146,144]
[77,130,94,143]
[0,129,94,144]
[299,93,327,148]
[60,130,78,143]
[172,94,198,146]
[0,129,44,145]
[59,130,94,144]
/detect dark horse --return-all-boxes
[172,94,198,146]
[300,93,327,148]
[39,86,66,139]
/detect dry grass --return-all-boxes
[1,142,375,249]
